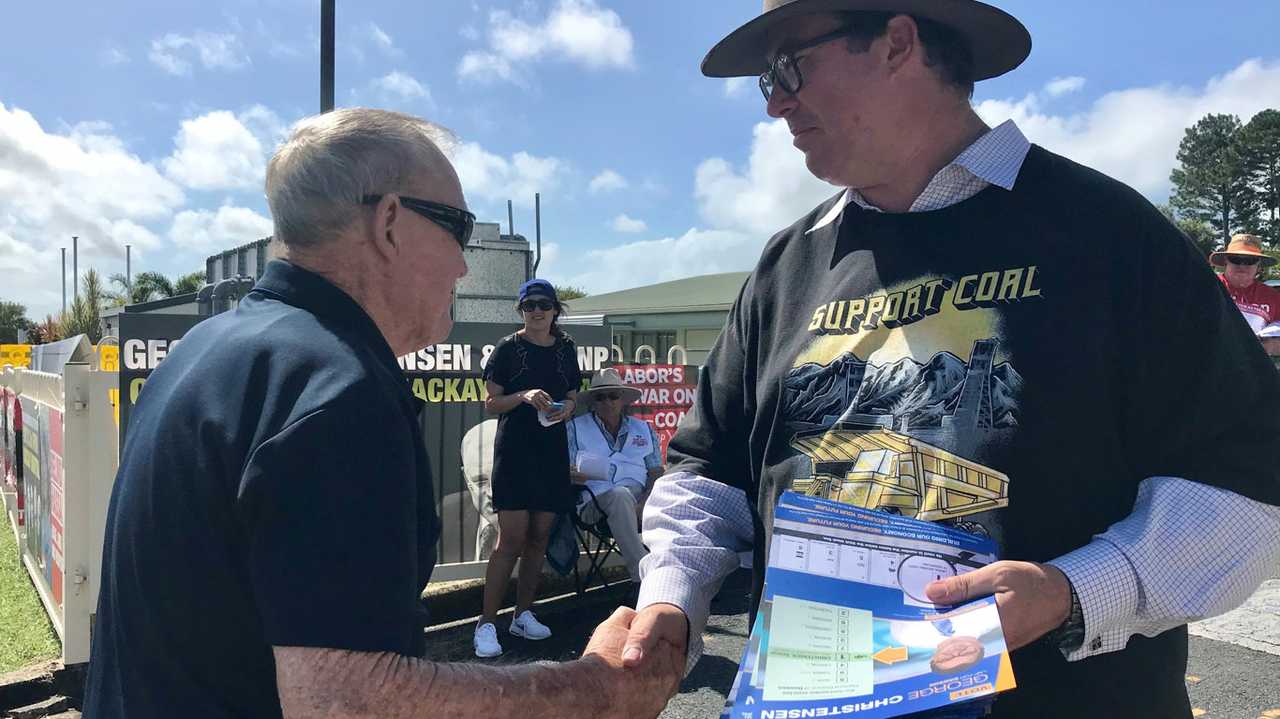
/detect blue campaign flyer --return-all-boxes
[723,492,1016,719]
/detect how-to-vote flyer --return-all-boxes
[723,492,1016,719]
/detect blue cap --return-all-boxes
[518,278,557,303]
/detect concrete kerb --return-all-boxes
[0,662,84,714]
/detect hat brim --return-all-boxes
[578,385,643,407]
[701,0,1031,82]
[1211,251,1276,268]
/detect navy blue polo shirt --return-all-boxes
[84,260,438,718]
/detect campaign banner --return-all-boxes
[20,397,65,610]
[0,344,32,368]
[611,364,698,461]
[117,313,204,444]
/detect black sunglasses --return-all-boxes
[759,26,852,101]
[519,299,555,312]
[593,392,622,402]
[362,194,475,249]
[1227,255,1262,266]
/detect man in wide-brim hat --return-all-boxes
[1211,233,1280,355]
[567,368,665,583]
[622,2,1280,717]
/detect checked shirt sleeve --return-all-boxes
[637,471,754,670]
[1049,476,1280,661]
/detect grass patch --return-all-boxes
[0,512,60,673]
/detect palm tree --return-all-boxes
[173,270,206,295]
[132,271,175,300]
[63,269,105,343]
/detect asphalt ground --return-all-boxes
[419,568,1280,719]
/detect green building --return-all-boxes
[563,272,747,366]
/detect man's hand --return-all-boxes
[925,561,1072,651]
[581,607,683,719]
[569,470,590,485]
[1261,337,1280,357]
[622,603,689,671]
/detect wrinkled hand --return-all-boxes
[582,607,683,719]
[925,561,1072,651]
[569,470,590,485]
[1262,337,1280,357]
[521,389,553,410]
[623,603,689,672]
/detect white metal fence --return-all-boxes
[1,364,118,665]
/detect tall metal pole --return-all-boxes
[533,193,542,274]
[61,248,67,314]
[126,244,132,297]
[72,236,79,301]
[507,200,514,240]
[321,0,335,113]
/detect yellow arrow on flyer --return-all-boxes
[873,646,908,664]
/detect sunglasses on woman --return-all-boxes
[1227,256,1262,266]
[519,299,555,312]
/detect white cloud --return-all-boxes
[458,0,634,85]
[162,109,270,191]
[450,142,568,208]
[611,214,647,233]
[149,31,249,76]
[371,71,431,102]
[1045,76,1086,97]
[694,119,840,237]
[724,77,753,99]
[0,102,187,316]
[169,205,273,252]
[976,58,1280,199]
[367,23,401,57]
[544,228,762,295]
[589,169,628,194]
[102,47,129,66]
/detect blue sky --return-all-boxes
[3,0,1280,318]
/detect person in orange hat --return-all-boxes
[1211,234,1280,356]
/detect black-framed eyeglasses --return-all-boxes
[362,194,475,249]
[759,26,852,101]
[593,392,622,402]
[1227,255,1262,266]
[519,299,555,312]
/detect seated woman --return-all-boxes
[567,368,665,583]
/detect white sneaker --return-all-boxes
[474,622,503,658]
[509,609,552,640]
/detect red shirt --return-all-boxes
[1219,275,1280,332]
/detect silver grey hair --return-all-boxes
[265,107,457,248]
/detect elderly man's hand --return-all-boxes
[623,603,689,671]
[581,607,683,719]
[1261,337,1280,357]
[569,470,590,485]
[925,561,1072,651]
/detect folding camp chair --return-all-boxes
[570,485,622,595]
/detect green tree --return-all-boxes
[131,271,175,300]
[1240,109,1280,247]
[1158,204,1217,259]
[0,301,31,343]
[173,270,206,295]
[1170,113,1257,246]
[555,285,588,301]
[62,269,104,343]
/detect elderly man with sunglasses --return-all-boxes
[84,108,681,719]
[1213,234,1280,357]
[620,2,1280,718]
[568,368,666,583]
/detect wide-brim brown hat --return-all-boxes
[702,0,1031,81]
[1210,234,1276,267]
[578,367,643,408]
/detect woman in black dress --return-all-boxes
[474,279,581,657]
